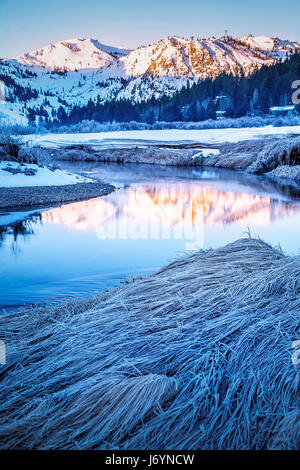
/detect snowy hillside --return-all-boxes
[0,34,299,125]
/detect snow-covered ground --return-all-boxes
[26,125,300,149]
[0,161,93,187]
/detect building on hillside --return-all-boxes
[269,105,297,116]
[214,95,228,119]
[216,110,227,119]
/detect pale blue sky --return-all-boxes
[0,0,299,57]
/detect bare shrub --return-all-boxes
[0,128,57,167]
[53,114,300,134]
[0,130,23,162]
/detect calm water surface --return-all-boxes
[1,162,300,309]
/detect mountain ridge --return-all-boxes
[0,34,299,124]
[14,34,300,74]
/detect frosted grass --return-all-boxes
[0,237,299,449]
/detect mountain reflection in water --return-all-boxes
[1,163,300,309]
[42,183,298,231]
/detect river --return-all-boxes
[1,161,300,309]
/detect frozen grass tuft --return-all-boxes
[267,165,300,181]
[247,136,300,174]
[0,237,299,449]
[207,136,300,178]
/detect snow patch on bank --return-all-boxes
[0,161,94,187]
[192,149,220,159]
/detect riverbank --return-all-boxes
[0,237,298,449]
[45,145,204,166]
[0,181,115,209]
[23,127,300,177]
[31,136,300,180]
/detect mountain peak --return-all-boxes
[15,38,131,71]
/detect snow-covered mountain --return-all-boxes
[16,38,131,70]
[117,35,298,78]
[14,35,300,76]
[0,34,299,124]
